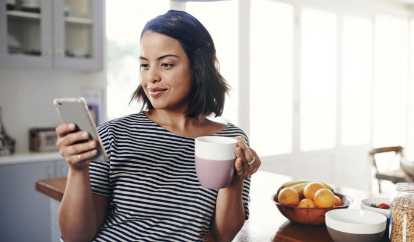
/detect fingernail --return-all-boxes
[82,131,88,138]
[68,123,75,129]
[236,136,241,140]
[91,150,97,155]
[89,140,96,148]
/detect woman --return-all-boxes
[56,10,261,242]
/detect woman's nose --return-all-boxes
[147,67,160,83]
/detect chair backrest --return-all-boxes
[369,146,403,172]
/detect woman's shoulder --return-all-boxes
[223,123,250,145]
[97,113,145,129]
[224,123,247,136]
[95,113,148,137]
[212,120,248,140]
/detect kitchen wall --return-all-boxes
[0,67,107,153]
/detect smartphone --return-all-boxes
[53,97,108,162]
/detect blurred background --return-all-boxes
[105,0,414,193]
[1,0,413,190]
[1,0,414,240]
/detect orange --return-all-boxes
[303,182,325,200]
[297,198,316,208]
[278,188,300,206]
[314,188,335,208]
[333,195,343,207]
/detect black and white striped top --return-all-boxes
[88,113,250,241]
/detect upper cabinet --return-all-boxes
[0,0,103,70]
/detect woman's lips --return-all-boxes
[148,87,167,97]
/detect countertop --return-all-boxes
[36,177,66,202]
[35,171,391,242]
[0,151,62,165]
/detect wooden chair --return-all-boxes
[400,156,414,183]
[369,146,407,193]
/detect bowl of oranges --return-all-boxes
[273,180,353,225]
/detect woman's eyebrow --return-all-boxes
[157,54,179,60]
[139,54,179,61]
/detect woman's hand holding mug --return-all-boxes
[194,136,260,189]
[234,136,260,180]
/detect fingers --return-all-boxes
[60,142,98,171]
[69,149,98,165]
[235,147,247,176]
[66,140,97,157]
[249,148,261,174]
[55,123,76,138]
[234,136,261,179]
[235,136,254,164]
[235,158,244,176]
[57,130,90,148]
[56,123,97,170]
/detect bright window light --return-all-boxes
[300,8,337,151]
[186,1,238,125]
[342,16,373,146]
[373,15,408,148]
[106,0,169,120]
[250,0,293,156]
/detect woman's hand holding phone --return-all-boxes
[56,121,109,242]
[56,123,98,171]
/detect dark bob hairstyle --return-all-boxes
[131,10,230,118]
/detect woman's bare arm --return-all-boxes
[210,179,245,242]
[56,123,109,242]
[210,137,261,242]
[58,168,109,242]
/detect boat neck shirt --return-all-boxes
[88,113,251,242]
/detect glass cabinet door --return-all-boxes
[53,0,103,70]
[0,0,53,67]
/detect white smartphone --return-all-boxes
[53,97,108,162]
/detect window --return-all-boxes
[250,0,293,156]
[373,15,408,148]
[300,8,337,151]
[106,1,411,159]
[186,1,239,124]
[341,16,373,146]
[106,0,169,120]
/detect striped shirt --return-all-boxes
[88,113,250,241]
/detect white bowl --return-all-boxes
[326,209,387,242]
[361,198,391,219]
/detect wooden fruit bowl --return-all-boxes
[273,193,353,225]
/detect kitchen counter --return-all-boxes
[0,151,61,165]
[36,171,391,242]
[35,177,217,241]
[36,177,66,202]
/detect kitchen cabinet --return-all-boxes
[0,0,103,70]
[0,158,68,242]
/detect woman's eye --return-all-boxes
[140,63,149,68]
[161,63,174,68]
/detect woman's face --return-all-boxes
[140,31,193,113]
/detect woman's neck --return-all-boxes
[147,108,201,130]
[145,109,226,138]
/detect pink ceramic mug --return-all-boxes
[195,136,237,189]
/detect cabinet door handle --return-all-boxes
[55,49,64,58]
[43,49,51,57]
